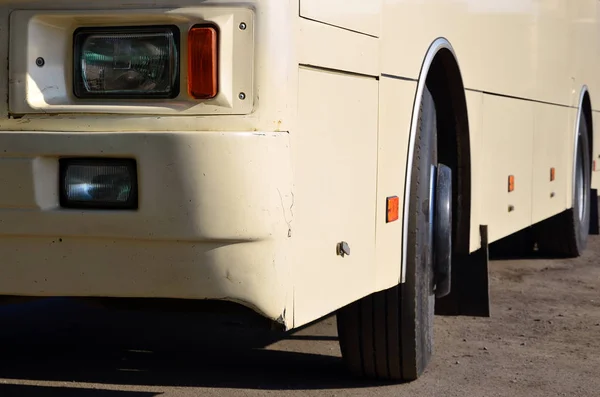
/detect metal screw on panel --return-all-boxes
[239,22,247,30]
[35,57,45,67]
[239,92,246,100]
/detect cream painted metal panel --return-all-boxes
[300,0,382,37]
[481,95,534,243]
[0,158,55,209]
[0,237,290,322]
[10,8,256,115]
[292,67,378,328]
[535,1,571,106]
[465,90,484,252]
[566,107,578,210]
[0,0,300,133]
[374,77,415,289]
[380,0,600,111]
[0,132,294,242]
[381,0,538,103]
[0,130,295,324]
[0,0,599,329]
[531,103,569,224]
[569,1,600,110]
[298,17,379,77]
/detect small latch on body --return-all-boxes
[337,241,351,258]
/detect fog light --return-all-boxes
[60,159,138,209]
[73,25,180,99]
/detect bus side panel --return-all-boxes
[531,103,569,224]
[291,67,378,328]
[381,1,538,103]
[299,0,382,37]
[374,76,415,289]
[480,95,534,243]
[535,1,571,109]
[570,1,600,111]
[381,0,600,109]
[297,17,379,77]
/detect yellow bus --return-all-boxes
[0,0,598,382]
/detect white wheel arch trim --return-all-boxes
[572,85,590,207]
[401,37,462,283]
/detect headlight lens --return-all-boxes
[73,26,180,98]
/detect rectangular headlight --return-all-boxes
[60,159,138,209]
[73,25,180,99]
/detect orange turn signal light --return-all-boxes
[508,175,515,192]
[188,25,218,99]
[386,196,400,223]
[550,167,556,181]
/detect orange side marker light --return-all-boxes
[188,25,218,99]
[550,167,556,182]
[386,196,400,223]
[508,175,515,192]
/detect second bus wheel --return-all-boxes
[336,86,450,381]
[533,110,591,258]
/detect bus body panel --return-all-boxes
[297,17,379,77]
[299,0,382,37]
[291,67,379,328]
[531,104,570,225]
[0,0,598,330]
[480,95,535,243]
[375,77,416,289]
[0,0,300,133]
[380,0,597,110]
[377,0,600,248]
[0,130,295,323]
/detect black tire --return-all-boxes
[336,87,438,381]
[534,110,591,257]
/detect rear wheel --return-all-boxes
[533,110,591,257]
[336,87,450,381]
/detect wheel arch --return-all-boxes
[401,38,473,283]
[573,85,594,205]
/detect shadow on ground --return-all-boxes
[0,299,384,392]
[0,384,161,397]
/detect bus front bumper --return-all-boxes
[0,131,294,324]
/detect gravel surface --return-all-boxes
[1,235,599,396]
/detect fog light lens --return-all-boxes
[60,159,138,209]
[73,25,180,98]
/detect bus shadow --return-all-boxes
[0,299,384,392]
[0,384,160,397]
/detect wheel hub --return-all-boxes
[431,163,452,298]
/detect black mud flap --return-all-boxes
[435,225,490,317]
[590,188,599,235]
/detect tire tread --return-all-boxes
[336,87,437,382]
